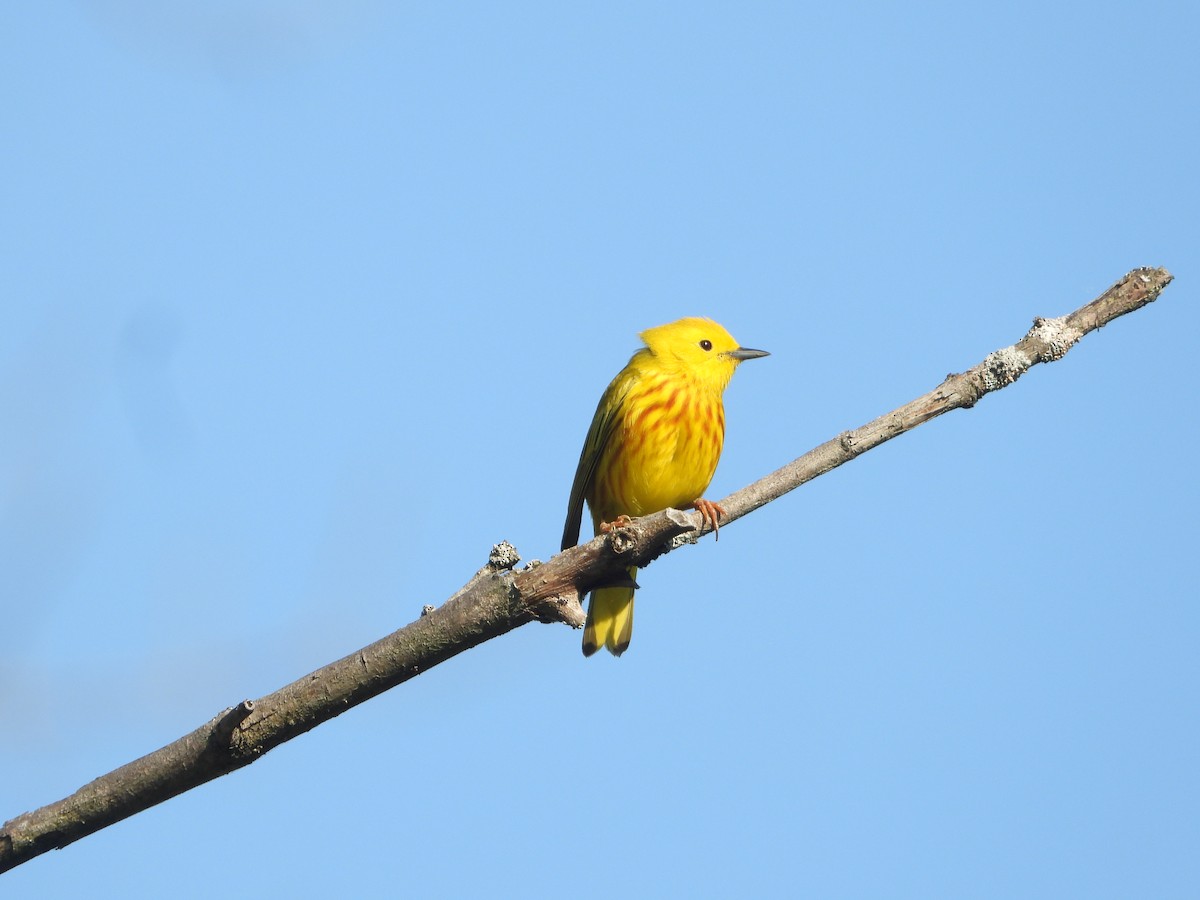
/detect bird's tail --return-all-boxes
[582,567,637,657]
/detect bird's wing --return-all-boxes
[561,376,631,551]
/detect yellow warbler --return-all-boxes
[561,317,768,657]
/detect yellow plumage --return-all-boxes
[561,317,768,657]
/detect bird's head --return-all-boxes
[638,317,769,390]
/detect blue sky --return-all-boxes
[2,2,1197,897]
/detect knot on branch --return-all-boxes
[663,508,702,549]
[607,527,638,557]
[207,700,259,763]
[528,592,587,628]
[212,700,255,746]
[1027,315,1078,362]
[980,346,1030,392]
[488,541,521,570]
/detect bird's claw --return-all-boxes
[599,514,634,534]
[689,498,727,540]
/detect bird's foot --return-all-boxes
[599,514,634,534]
[688,498,727,540]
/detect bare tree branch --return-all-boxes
[0,266,1174,874]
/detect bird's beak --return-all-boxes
[726,347,769,361]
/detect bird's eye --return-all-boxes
[699,340,713,351]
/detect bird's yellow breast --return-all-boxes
[587,371,725,527]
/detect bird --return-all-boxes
[561,317,768,657]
